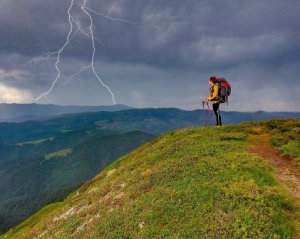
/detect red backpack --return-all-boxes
[214,77,231,104]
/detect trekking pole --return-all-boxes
[206,102,216,126]
[202,101,206,127]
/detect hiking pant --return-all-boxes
[213,103,222,126]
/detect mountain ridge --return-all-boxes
[0,107,299,144]
[1,119,299,238]
[0,107,299,234]
[0,103,132,122]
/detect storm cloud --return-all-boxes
[0,0,299,111]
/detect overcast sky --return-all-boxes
[0,0,299,111]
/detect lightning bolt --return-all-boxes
[28,51,59,65]
[85,7,138,24]
[62,2,135,89]
[34,0,116,104]
[33,0,138,104]
[28,30,79,66]
[35,0,75,101]
[81,0,116,104]
[62,64,91,86]
[73,18,90,38]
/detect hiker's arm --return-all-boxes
[208,85,218,101]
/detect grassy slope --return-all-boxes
[1,122,298,239]
[263,119,300,166]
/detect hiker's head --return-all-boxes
[209,76,217,85]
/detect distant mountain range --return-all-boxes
[0,103,132,122]
[0,107,299,144]
[0,106,299,233]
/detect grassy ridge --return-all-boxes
[1,122,297,238]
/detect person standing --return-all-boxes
[202,76,222,126]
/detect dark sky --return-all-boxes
[0,0,299,111]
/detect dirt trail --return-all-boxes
[248,128,300,238]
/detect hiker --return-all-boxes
[202,76,222,126]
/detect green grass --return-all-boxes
[281,141,300,159]
[1,203,61,239]
[1,122,297,239]
[44,148,72,160]
[262,119,300,166]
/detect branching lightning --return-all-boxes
[73,18,90,38]
[81,0,116,104]
[35,0,75,101]
[28,51,59,65]
[85,7,138,24]
[34,0,135,104]
[62,64,91,86]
